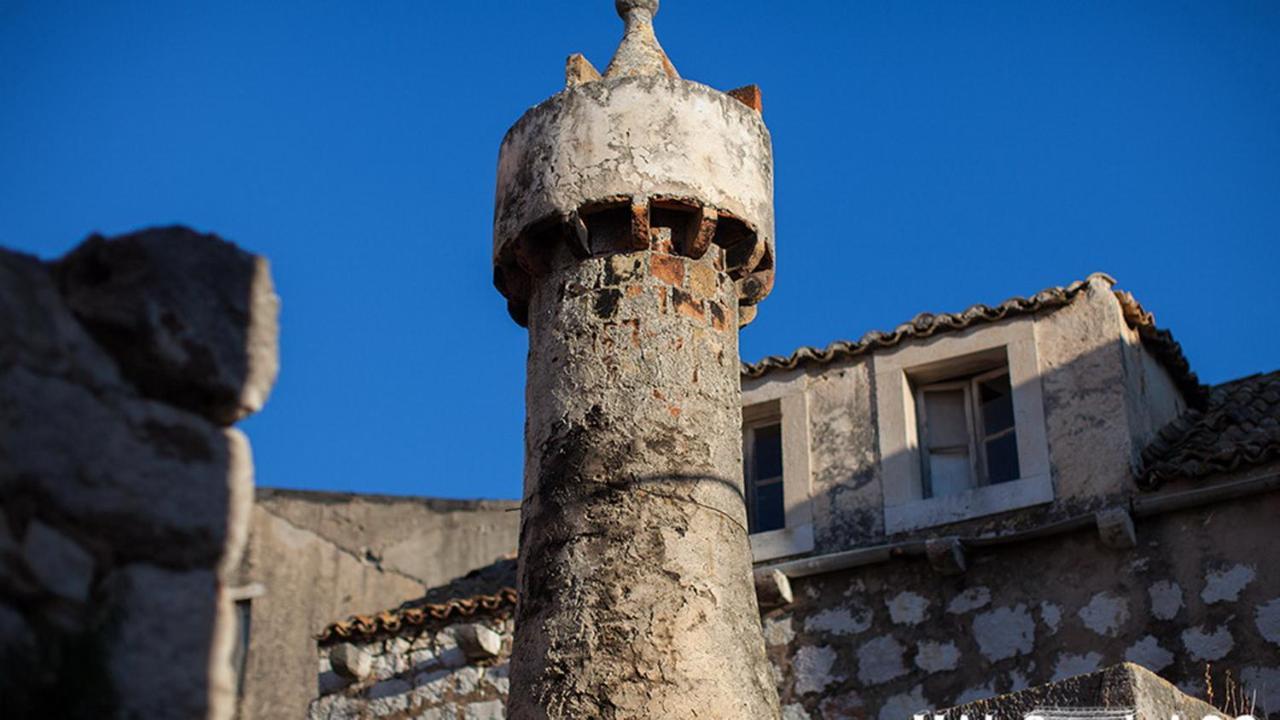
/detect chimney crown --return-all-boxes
[492,3,775,327]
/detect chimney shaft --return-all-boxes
[492,5,780,717]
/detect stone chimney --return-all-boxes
[491,1,780,717]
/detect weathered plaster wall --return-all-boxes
[1034,278,1144,509]
[1117,314,1188,467]
[747,277,1192,553]
[235,490,519,720]
[803,360,882,554]
[763,489,1280,719]
[0,228,278,720]
[253,489,519,592]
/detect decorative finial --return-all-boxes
[615,0,659,19]
[605,0,678,79]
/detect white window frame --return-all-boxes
[741,369,815,562]
[916,367,1018,496]
[874,317,1054,534]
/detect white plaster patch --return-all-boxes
[1039,602,1062,634]
[781,703,811,720]
[972,604,1035,661]
[947,587,992,615]
[887,591,930,625]
[842,578,867,597]
[857,635,907,685]
[1240,666,1280,713]
[453,666,484,695]
[464,699,506,720]
[1201,564,1256,604]
[484,665,509,694]
[954,681,997,706]
[804,606,871,636]
[1148,580,1183,621]
[1008,670,1031,692]
[1124,635,1174,672]
[914,640,960,673]
[412,669,452,706]
[1078,592,1130,637]
[1181,625,1234,661]
[878,685,928,720]
[793,645,843,695]
[764,615,796,646]
[1052,651,1103,681]
[1256,597,1280,646]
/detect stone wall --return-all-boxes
[306,484,1280,719]
[234,490,519,720]
[0,227,278,719]
[309,617,513,720]
[764,486,1280,719]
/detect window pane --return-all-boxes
[978,373,1015,436]
[928,451,974,498]
[752,423,783,481]
[985,431,1020,484]
[924,389,969,448]
[752,480,785,533]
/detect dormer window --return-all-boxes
[872,318,1055,533]
[916,368,1020,498]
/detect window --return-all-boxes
[917,368,1020,498]
[744,421,785,533]
[740,379,815,562]
[233,599,252,698]
[872,320,1055,534]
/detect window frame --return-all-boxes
[873,318,1054,534]
[915,378,979,498]
[741,371,816,562]
[915,366,1020,497]
[743,417,786,534]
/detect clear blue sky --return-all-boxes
[2,2,1277,500]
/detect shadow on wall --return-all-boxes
[0,227,279,720]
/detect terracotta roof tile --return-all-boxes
[1138,369,1280,489]
[740,273,1205,407]
[317,587,517,645]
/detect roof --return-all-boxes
[318,559,517,645]
[1138,369,1280,488]
[740,273,1206,407]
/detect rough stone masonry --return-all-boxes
[0,226,279,719]
[491,1,781,717]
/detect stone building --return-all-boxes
[305,271,1280,719]
[231,490,518,720]
[300,4,1279,720]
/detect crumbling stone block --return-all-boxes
[456,624,503,662]
[54,226,280,425]
[330,643,374,682]
[936,662,1220,719]
[926,537,967,575]
[1096,507,1137,549]
[103,564,228,720]
[21,521,94,603]
[755,568,794,609]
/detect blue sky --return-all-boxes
[2,1,1277,500]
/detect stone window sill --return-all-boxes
[883,472,1053,535]
[750,522,815,562]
